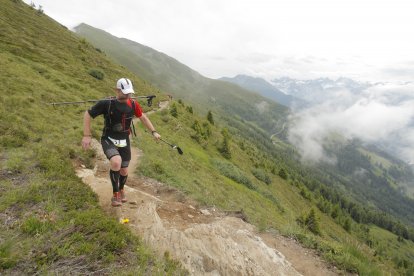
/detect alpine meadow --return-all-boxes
[1,0,414,275]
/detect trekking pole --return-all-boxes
[46,95,156,107]
[145,131,183,155]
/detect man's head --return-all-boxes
[115,78,134,101]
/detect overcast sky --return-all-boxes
[24,0,414,82]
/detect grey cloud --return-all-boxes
[288,82,414,163]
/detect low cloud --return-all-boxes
[288,82,414,163]
[256,101,269,114]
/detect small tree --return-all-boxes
[207,110,214,125]
[170,103,178,118]
[191,120,203,142]
[220,137,231,159]
[278,168,288,180]
[219,128,231,159]
[186,106,193,114]
[305,208,321,235]
[298,209,321,235]
[343,218,351,232]
[331,205,340,219]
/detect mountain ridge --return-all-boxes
[220,74,306,108]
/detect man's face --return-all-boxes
[115,89,131,101]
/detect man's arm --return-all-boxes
[139,113,161,140]
[82,111,92,150]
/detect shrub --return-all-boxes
[161,115,170,123]
[218,128,231,159]
[300,187,312,200]
[212,159,254,190]
[297,208,321,235]
[186,106,193,114]
[191,120,203,143]
[88,69,104,80]
[151,162,165,174]
[252,168,271,185]
[278,168,288,180]
[219,136,231,159]
[207,110,214,125]
[202,122,211,139]
[170,103,178,118]
[343,218,352,232]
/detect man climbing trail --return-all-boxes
[82,78,161,207]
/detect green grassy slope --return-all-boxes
[0,1,184,274]
[359,146,414,199]
[74,23,289,136]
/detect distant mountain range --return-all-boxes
[220,75,305,108]
[271,76,371,104]
[220,75,372,109]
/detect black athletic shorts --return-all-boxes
[101,136,131,168]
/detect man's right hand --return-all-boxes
[82,136,92,150]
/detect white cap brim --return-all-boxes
[121,88,134,94]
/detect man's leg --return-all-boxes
[119,166,128,202]
[118,143,131,203]
[109,155,122,192]
[101,137,123,207]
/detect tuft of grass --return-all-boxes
[88,68,105,80]
[252,168,272,185]
[212,158,255,190]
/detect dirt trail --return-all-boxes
[76,101,338,276]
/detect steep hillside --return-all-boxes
[74,23,289,135]
[0,1,183,274]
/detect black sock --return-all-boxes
[119,174,128,190]
[109,170,120,193]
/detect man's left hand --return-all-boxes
[152,131,161,140]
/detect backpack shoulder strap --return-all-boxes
[129,99,137,137]
[129,99,136,114]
